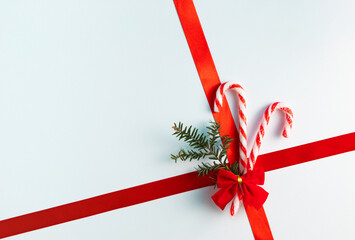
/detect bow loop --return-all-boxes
[241,167,265,185]
[211,169,239,210]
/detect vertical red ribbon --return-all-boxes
[173,0,273,239]
[173,0,239,166]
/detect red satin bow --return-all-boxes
[211,168,269,211]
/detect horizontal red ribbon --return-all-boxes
[0,132,355,238]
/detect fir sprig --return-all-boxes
[171,121,238,177]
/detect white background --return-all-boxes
[0,0,355,239]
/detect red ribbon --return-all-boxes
[212,168,269,211]
[2,133,355,238]
[0,1,355,239]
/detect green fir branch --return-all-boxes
[171,121,238,177]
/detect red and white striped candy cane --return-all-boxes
[213,82,247,173]
[248,102,294,170]
[213,83,293,215]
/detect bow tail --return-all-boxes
[211,184,238,211]
[242,183,269,210]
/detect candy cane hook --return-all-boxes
[248,102,294,170]
[213,82,247,173]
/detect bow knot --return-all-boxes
[211,168,269,213]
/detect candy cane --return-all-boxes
[213,82,247,172]
[213,84,293,215]
[248,102,294,170]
